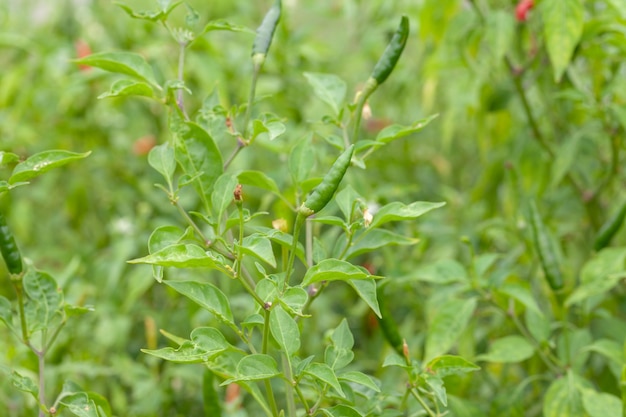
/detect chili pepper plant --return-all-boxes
[73,1,477,416]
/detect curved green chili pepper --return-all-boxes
[252,0,281,68]
[370,15,409,86]
[593,200,626,251]
[528,200,563,290]
[299,145,355,217]
[0,211,23,275]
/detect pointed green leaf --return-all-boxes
[424,298,477,363]
[302,259,372,286]
[542,0,584,82]
[164,280,233,324]
[212,173,238,226]
[543,372,587,417]
[148,226,185,254]
[142,327,229,363]
[320,404,364,417]
[0,152,19,166]
[426,355,480,378]
[305,362,345,397]
[303,72,347,116]
[239,234,277,268]
[289,136,315,185]
[346,279,381,318]
[280,287,308,315]
[9,150,91,184]
[270,306,300,355]
[475,336,534,363]
[375,114,439,144]
[325,319,355,370]
[23,270,63,330]
[498,283,544,317]
[73,51,160,86]
[222,354,280,384]
[199,19,254,36]
[114,1,182,22]
[148,143,176,181]
[423,374,448,406]
[59,392,99,417]
[338,371,380,392]
[237,170,280,194]
[176,122,223,199]
[581,388,621,417]
[369,201,445,229]
[346,229,418,259]
[128,244,225,269]
[11,371,38,399]
[98,79,154,99]
[565,247,626,306]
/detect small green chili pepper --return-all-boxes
[299,145,355,217]
[0,211,23,275]
[528,200,563,291]
[370,15,409,86]
[593,200,626,251]
[251,0,281,68]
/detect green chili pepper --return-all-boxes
[0,211,23,275]
[251,0,281,68]
[299,145,355,217]
[376,282,404,356]
[528,200,563,291]
[370,15,409,86]
[593,200,626,251]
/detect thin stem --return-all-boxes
[13,281,29,345]
[409,388,436,417]
[173,200,210,246]
[350,81,377,144]
[295,385,311,414]
[244,65,261,142]
[282,353,297,417]
[305,217,313,268]
[262,309,280,417]
[38,351,45,417]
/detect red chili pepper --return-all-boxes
[515,0,534,22]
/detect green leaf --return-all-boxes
[325,319,355,370]
[319,404,364,417]
[335,185,364,221]
[279,287,308,315]
[302,259,372,286]
[164,280,234,324]
[543,371,587,417]
[549,132,582,189]
[303,72,347,116]
[239,234,277,268]
[475,336,534,363]
[424,297,477,363]
[98,79,154,99]
[59,393,100,417]
[128,244,225,270]
[423,374,447,406]
[270,305,300,355]
[212,173,238,227]
[345,229,418,259]
[0,152,19,166]
[115,1,182,22]
[542,0,584,82]
[606,0,626,18]
[0,296,12,329]
[289,136,315,185]
[9,150,91,184]
[498,283,544,317]
[73,51,160,86]
[401,259,468,284]
[252,119,286,142]
[375,114,439,144]
[23,270,63,331]
[148,226,185,253]
[425,355,480,378]
[581,388,621,417]
[11,371,38,399]
[304,362,345,397]
[222,354,280,384]
[582,339,622,367]
[64,304,94,318]
[142,327,230,363]
[565,247,626,306]
[237,170,280,194]
[338,371,380,392]
[199,19,254,36]
[148,143,176,182]
[369,201,445,229]
[346,279,381,318]
[176,122,223,200]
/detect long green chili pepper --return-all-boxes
[593,200,626,251]
[376,282,404,357]
[298,145,355,217]
[251,0,281,69]
[528,200,563,291]
[371,15,410,86]
[0,211,23,275]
